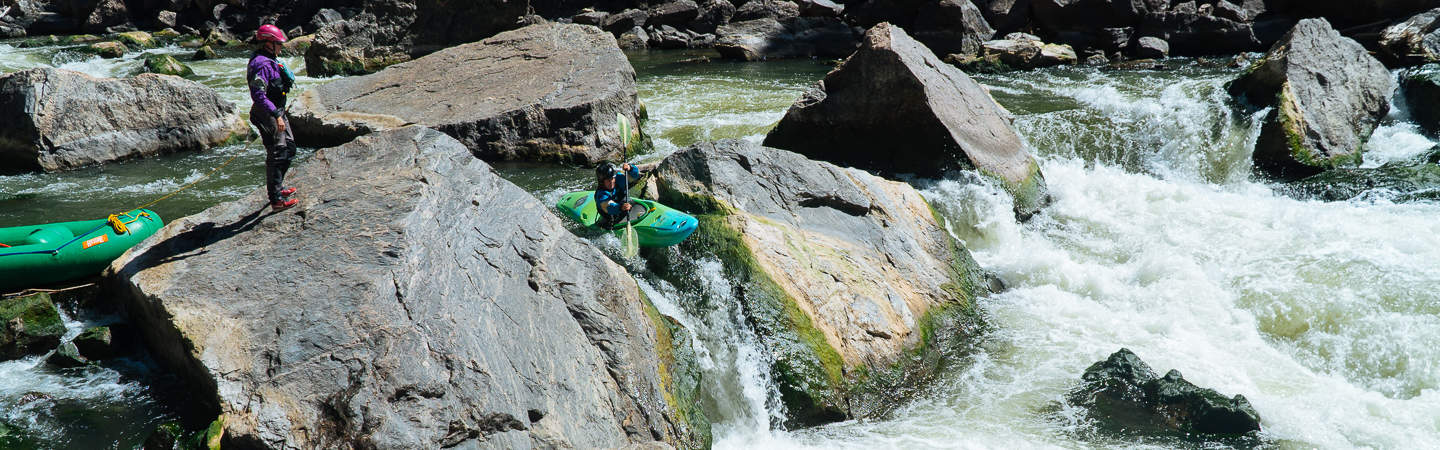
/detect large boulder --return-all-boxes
[0,68,249,173]
[304,0,529,77]
[108,127,707,449]
[1379,8,1440,66]
[1271,0,1436,28]
[764,23,1051,220]
[846,0,996,57]
[291,23,642,165]
[714,17,861,60]
[1067,349,1262,436]
[951,32,1077,71]
[974,0,1032,34]
[1227,19,1396,180]
[1403,68,1440,134]
[1138,9,1261,55]
[654,139,994,427]
[0,293,65,360]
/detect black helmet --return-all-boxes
[595,161,616,181]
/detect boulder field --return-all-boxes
[0,68,249,173]
[290,23,644,166]
[653,139,996,426]
[764,23,1050,220]
[1228,19,1395,180]
[107,127,706,448]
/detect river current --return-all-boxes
[2,40,1437,449]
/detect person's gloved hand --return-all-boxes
[621,202,632,212]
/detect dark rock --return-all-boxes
[654,138,994,427]
[649,0,701,27]
[72,326,116,360]
[796,0,845,17]
[619,25,651,49]
[734,0,801,22]
[1285,153,1440,203]
[650,24,694,48]
[974,0,1032,34]
[847,0,997,57]
[572,10,608,26]
[45,342,92,368]
[690,0,737,33]
[81,0,129,34]
[1135,36,1168,58]
[1068,349,1262,436]
[955,34,1077,70]
[1404,68,1440,134]
[308,8,345,34]
[714,17,861,60]
[292,23,642,165]
[1138,10,1260,55]
[113,30,155,49]
[305,0,529,77]
[0,293,65,360]
[1213,0,1247,22]
[1228,19,1395,180]
[601,8,650,33]
[0,68,249,173]
[110,127,705,448]
[764,23,1051,219]
[191,45,218,61]
[140,53,194,77]
[1033,0,1155,33]
[1272,0,1436,28]
[142,422,183,450]
[1379,8,1440,66]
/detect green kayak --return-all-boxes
[556,191,698,247]
[0,209,164,291]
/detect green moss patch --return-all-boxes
[640,289,712,448]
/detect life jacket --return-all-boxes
[250,53,296,109]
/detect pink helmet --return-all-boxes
[256,24,287,43]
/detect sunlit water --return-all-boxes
[5,39,1439,449]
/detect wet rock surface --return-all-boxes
[109,127,701,449]
[0,68,249,173]
[0,293,65,360]
[765,23,1050,219]
[291,23,642,165]
[655,138,993,427]
[1067,348,1263,436]
[1228,19,1395,180]
[1380,8,1440,66]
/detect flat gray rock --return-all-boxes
[109,127,699,448]
[0,68,248,173]
[764,23,1050,219]
[291,23,643,165]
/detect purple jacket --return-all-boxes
[247,53,286,117]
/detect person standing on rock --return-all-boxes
[594,161,643,227]
[249,24,299,211]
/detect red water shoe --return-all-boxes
[271,198,298,211]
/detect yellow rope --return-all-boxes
[113,138,257,231]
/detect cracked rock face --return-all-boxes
[108,127,689,449]
[291,23,643,166]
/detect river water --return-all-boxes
[3,39,1438,448]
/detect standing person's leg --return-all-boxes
[272,112,297,195]
[251,114,285,205]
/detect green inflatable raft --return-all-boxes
[556,191,697,247]
[0,210,164,291]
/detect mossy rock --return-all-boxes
[114,31,156,49]
[44,342,91,369]
[1284,150,1440,202]
[142,53,195,77]
[192,45,219,61]
[153,29,182,41]
[142,422,183,450]
[179,38,206,49]
[66,34,102,44]
[281,34,314,57]
[640,291,712,448]
[16,35,62,48]
[87,41,128,58]
[0,293,66,360]
[73,326,115,360]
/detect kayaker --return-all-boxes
[594,161,642,227]
[248,24,299,211]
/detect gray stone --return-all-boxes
[572,10,608,26]
[1135,36,1169,58]
[308,8,345,33]
[87,41,126,58]
[1139,10,1260,55]
[140,53,193,77]
[975,0,1032,34]
[655,139,994,427]
[304,0,529,77]
[733,0,801,22]
[649,0,701,27]
[291,23,643,165]
[44,342,91,369]
[620,25,651,49]
[602,8,650,33]
[1068,349,1262,436]
[109,127,704,448]
[1228,19,1395,180]
[690,0,736,33]
[0,68,249,173]
[714,17,861,60]
[1379,8,1440,66]
[0,293,65,360]
[191,45,218,61]
[847,0,997,57]
[964,35,1077,70]
[765,23,1051,220]
[1213,0,1247,22]
[796,0,845,17]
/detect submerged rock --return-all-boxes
[655,139,994,427]
[72,326,117,360]
[0,68,249,173]
[765,23,1050,220]
[191,45,218,61]
[1380,8,1440,66]
[291,23,643,165]
[1228,19,1395,180]
[714,17,861,60]
[0,293,65,360]
[44,342,92,368]
[109,127,705,448]
[1284,151,1440,203]
[1404,68,1440,134]
[1067,348,1262,436]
